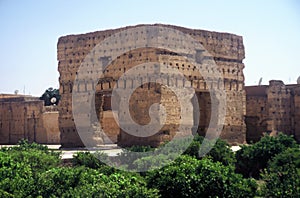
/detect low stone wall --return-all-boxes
[0,94,60,144]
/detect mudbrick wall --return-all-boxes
[57,24,246,147]
[0,95,60,144]
[245,80,300,143]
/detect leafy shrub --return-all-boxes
[72,151,108,169]
[126,145,155,152]
[1,139,60,160]
[132,153,178,171]
[17,139,49,150]
[116,137,196,171]
[184,135,236,166]
[117,135,236,171]
[96,165,118,176]
[99,172,160,198]
[116,145,155,170]
[0,140,61,196]
[36,166,160,197]
[0,150,60,196]
[0,189,14,198]
[0,152,36,197]
[261,147,300,197]
[1,139,49,152]
[35,167,86,197]
[147,155,257,198]
[236,133,298,178]
[0,141,161,197]
[158,136,194,155]
[1,140,60,174]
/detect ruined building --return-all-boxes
[0,94,60,144]
[57,24,246,147]
[0,25,298,147]
[245,80,300,142]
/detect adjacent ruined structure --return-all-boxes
[57,24,247,147]
[245,80,300,142]
[1,25,298,147]
[0,94,60,144]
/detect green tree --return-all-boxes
[36,167,160,197]
[116,145,155,170]
[118,136,236,171]
[235,133,298,178]
[261,147,300,197]
[132,153,177,171]
[0,141,61,196]
[147,155,257,198]
[72,151,109,169]
[0,152,35,197]
[0,141,160,197]
[39,87,61,106]
[184,135,236,166]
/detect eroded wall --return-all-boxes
[57,24,247,147]
[245,81,300,143]
[290,85,300,142]
[0,95,60,144]
[40,107,60,144]
[245,86,268,142]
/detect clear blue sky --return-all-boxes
[0,0,299,96]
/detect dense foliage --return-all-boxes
[184,135,236,166]
[39,87,61,106]
[0,140,60,197]
[117,136,236,171]
[147,155,257,198]
[235,133,298,178]
[260,147,300,197]
[35,167,159,197]
[72,151,109,169]
[0,134,299,197]
[0,140,159,197]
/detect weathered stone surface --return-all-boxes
[0,94,60,144]
[40,106,60,143]
[245,80,300,143]
[57,24,247,147]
